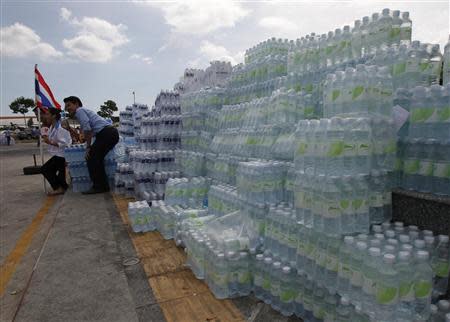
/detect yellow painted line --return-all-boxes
[0,196,56,296]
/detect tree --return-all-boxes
[98,100,118,119]
[27,117,34,128]
[9,97,35,126]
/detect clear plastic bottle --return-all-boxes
[361,247,381,317]
[279,266,295,316]
[396,250,415,322]
[413,250,433,321]
[432,235,450,296]
[375,253,399,322]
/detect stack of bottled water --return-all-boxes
[205,154,245,185]
[139,90,182,151]
[66,144,116,192]
[144,200,186,239]
[164,177,210,207]
[114,163,134,197]
[294,117,396,176]
[369,41,442,89]
[119,107,133,137]
[236,161,287,205]
[208,184,240,216]
[128,200,152,233]
[323,65,393,118]
[287,9,412,76]
[395,84,450,196]
[152,90,181,116]
[271,126,296,161]
[244,38,291,64]
[175,150,206,177]
[139,115,182,150]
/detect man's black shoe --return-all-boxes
[82,187,109,195]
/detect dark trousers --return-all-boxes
[6,136,10,146]
[88,126,119,190]
[41,156,68,190]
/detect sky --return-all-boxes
[1,0,449,117]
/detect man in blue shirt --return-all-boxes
[64,96,119,194]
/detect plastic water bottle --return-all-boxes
[396,251,415,322]
[279,266,295,316]
[262,257,273,303]
[350,241,367,305]
[413,250,433,321]
[214,253,229,299]
[361,247,381,317]
[337,236,355,297]
[375,253,399,322]
[432,235,450,296]
[237,251,251,296]
[253,254,265,300]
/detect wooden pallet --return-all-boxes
[112,194,244,322]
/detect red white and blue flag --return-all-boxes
[35,64,61,111]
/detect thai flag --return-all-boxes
[35,65,61,111]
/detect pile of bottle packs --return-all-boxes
[118,7,450,322]
[65,143,116,192]
[395,84,450,195]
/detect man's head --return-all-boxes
[63,96,83,117]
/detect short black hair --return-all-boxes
[48,107,62,120]
[63,96,83,107]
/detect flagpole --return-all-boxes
[35,64,47,194]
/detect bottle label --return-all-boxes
[238,271,251,284]
[437,106,450,123]
[418,160,434,177]
[399,281,414,301]
[358,142,370,156]
[390,26,401,39]
[393,62,406,76]
[433,162,450,179]
[262,277,271,290]
[403,159,420,175]
[327,141,344,157]
[411,108,434,124]
[280,289,296,303]
[352,86,365,100]
[340,199,352,215]
[376,284,399,304]
[332,90,340,101]
[435,261,450,278]
[414,280,432,299]
[343,142,355,157]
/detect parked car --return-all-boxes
[16,128,39,140]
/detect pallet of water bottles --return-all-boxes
[65,144,117,192]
